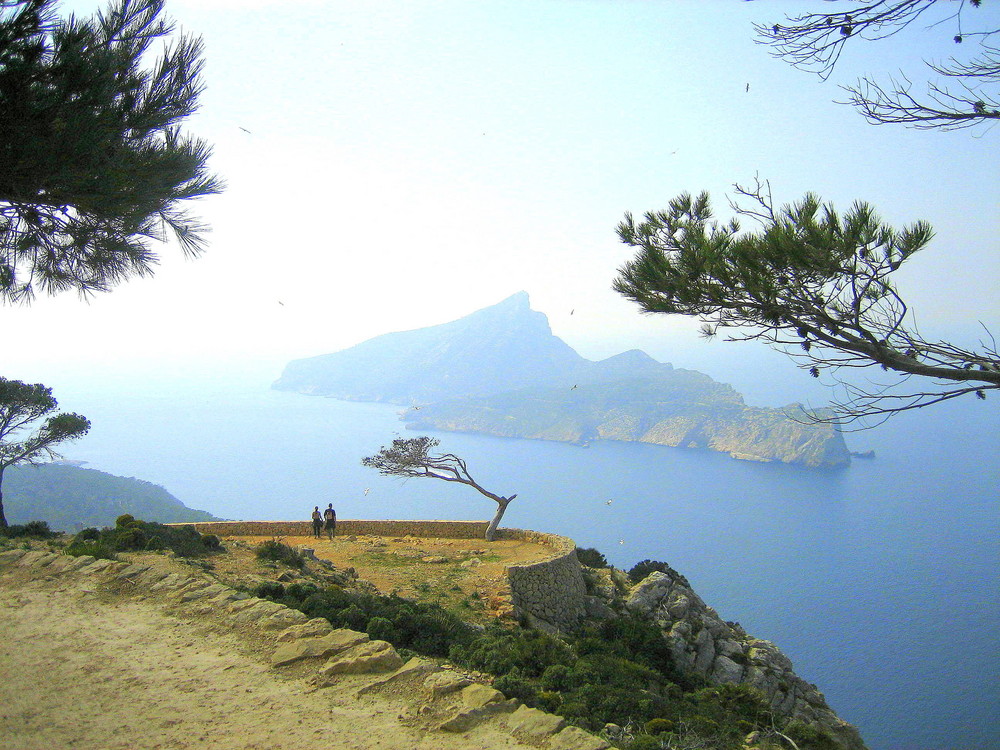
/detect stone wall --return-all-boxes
[180,521,590,632]
[497,529,587,632]
[187,519,491,539]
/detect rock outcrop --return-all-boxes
[620,568,866,750]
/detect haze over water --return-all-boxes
[48,367,999,750]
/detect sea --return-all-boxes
[42,366,999,750]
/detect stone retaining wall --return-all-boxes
[180,521,589,632]
[188,519,491,539]
[504,532,587,632]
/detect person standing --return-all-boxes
[311,506,322,538]
[323,503,336,541]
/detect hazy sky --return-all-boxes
[6,0,999,406]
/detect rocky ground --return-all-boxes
[0,542,607,750]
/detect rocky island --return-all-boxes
[274,293,849,468]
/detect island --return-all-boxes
[274,292,849,469]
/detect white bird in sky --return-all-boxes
[364,488,371,496]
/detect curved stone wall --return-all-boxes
[188,519,490,539]
[180,521,589,632]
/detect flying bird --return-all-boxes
[364,488,370,496]
[570,385,578,390]
[618,539,625,545]
[745,83,750,92]
[238,126,253,134]
[605,499,613,506]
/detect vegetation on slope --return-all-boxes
[257,549,839,750]
[3,464,218,531]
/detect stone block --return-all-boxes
[506,704,566,741]
[271,628,369,667]
[460,683,505,709]
[276,617,334,643]
[315,640,403,681]
[549,725,612,750]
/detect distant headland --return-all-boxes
[273,293,850,469]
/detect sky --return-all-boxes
[5,0,999,408]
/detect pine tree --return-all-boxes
[0,0,221,303]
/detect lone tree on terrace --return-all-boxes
[362,436,517,542]
[614,185,1000,423]
[0,0,221,303]
[0,377,90,528]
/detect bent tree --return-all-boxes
[362,436,517,542]
[614,185,1000,423]
[0,377,90,528]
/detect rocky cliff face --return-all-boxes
[595,567,866,750]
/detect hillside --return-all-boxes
[274,293,850,468]
[3,464,219,531]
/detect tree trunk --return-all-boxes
[0,468,7,528]
[485,496,512,542]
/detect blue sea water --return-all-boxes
[48,371,999,750]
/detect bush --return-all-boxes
[255,582,285,599]
[365,616,398,643]
[627,559,687,585]
[576,547,609,568]
[1,520,57,539]
[644,718,674,735]
[255,539,305,569]
[64,538,117,560]
[64,518,222,558]
[782,720,840,750]
[626,736,663,750]
[494,668,538,704]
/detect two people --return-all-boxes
[311,503,336,540]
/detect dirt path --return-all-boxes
[0,556,544,750]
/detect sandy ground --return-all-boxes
[0,559,542,750]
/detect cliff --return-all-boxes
[274,292,850,468]
[576,563,867,750]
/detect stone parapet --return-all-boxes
[185,519,491,539]
[176,521,589,633]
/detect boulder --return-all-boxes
[506,704,567,741]
[271,628,370,667]
[315,640,404,681]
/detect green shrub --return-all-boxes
[575,547,609,568]
[449,621,575,678]
[201,533,221,550]
[494,668,537,704]
[65,519,222,558]
[627,559,687,585]
[782,720,840,750]
[365,616,398,643]
[285,582,319,600]
[255,539,305,569]
[113,525,147,551]
[644,718,674,735]
[626,736,663,750]
[255,582,286,599]
[2,520,57,538]
[64,538,117,560]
